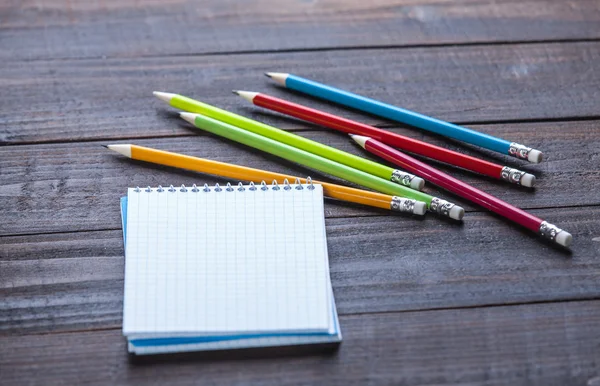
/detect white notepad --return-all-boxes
[120,181,341,354]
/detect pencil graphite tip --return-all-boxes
[153,91,176,104]
[180,112,198,125]
[235,91,259,103]
[101,144,108,148]
[264,72,288,87]
[232,90,240,95]
[106,144,132,158]
[350,135,370,149]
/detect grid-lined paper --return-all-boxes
[122,183,332,338]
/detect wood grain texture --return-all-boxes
[2,122,599,236]
[1,300,599,385]
[1,206,598,335]
[2,42,600,145]
[3,1,600,383]
[2,0,599,61]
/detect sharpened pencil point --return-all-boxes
[106,144,132,158]
[101,144,108,148]
[153,91,176,104]
[264,73,272,78]
[180,112,197,125]
[350,135,370,149]
[232,90,239,95]
[235,91,259,103]
[265,72,288,86]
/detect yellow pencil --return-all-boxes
[105,144,426,215]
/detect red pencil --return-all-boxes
[348,135,571,247]
[235,91,535,187]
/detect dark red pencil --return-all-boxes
[350,134,571,247]
[235,91,535,187]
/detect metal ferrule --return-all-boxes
[500,166,527,185]
[508,142,532,160]
[429,197,455,218]
[390,196,417,214]
[390,169,417,187]
[538,221,564,242]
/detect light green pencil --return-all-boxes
[179,112,464,220]
[154,91,425,191]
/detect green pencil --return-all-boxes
[154,91,425,191]
[179,112,464,220]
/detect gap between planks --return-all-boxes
[0,201,598,240]
[8,37,600,63]
[11,297,600,338]
[4,116,600,147]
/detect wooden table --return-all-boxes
[1,1,600,384]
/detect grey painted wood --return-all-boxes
[2,122,599,236]
[1,300,599,385]
[3,0,600,61]
[3,1,600,384]
[1,206,598,335]
[2,42,600,145]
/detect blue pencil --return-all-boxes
[265,72,543,163]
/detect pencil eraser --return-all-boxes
[555,231,573,247]
[528,149,543,163]
[520,173,536,188]
[413,201,427,216]
[411,177,425,191]
[449,206,465,221]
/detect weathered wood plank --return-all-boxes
[1,206,598,335]
[2,0,599,61]
[2,42,600,145]
[1,301,599,385]
[1,121,599,236]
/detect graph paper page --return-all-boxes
[122,183,331,336]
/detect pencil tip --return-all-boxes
[264,72,272,78]
[101,144,108,148]
[180,112,197,125]
[232,90,240,95]
[153,91,176,103]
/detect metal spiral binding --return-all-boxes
[131,178,317,193]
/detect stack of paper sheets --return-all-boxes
[120,183,341,355]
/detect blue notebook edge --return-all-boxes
[120,195,341,352]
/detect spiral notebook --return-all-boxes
[120,181,341,355]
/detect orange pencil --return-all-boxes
[105,144,426,215]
